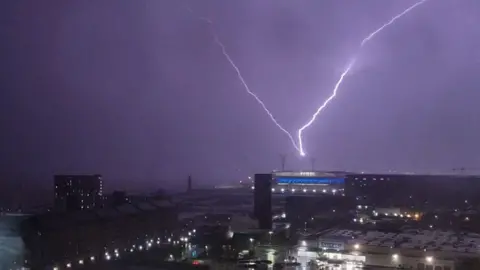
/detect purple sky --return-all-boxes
[1,0,480,191]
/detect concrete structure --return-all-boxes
[254,174,272,230]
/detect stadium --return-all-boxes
[271,171,346,196]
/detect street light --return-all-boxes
[268,231,273,243]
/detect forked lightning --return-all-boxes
[186,5,300,151]
[297,0,429,156]
[186,0,429,157]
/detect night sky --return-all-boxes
[1,0,479,191]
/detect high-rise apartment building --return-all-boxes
[54,174,103,212]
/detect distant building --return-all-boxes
[106,191,129,207]
[54,174,104,212]
[344,173,480,209]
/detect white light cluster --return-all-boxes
[49,229,197,270]
[373,211,420,220]
[352,218,364,224]
[271,187,341,195]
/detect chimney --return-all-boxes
[187,175,192,192]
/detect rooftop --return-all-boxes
[321,229,480,254]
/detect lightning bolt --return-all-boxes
[360,0,429,47]
[186,5,300,151]
[297,0,429,157]
[297,59,356,156]
[211,36,300,151]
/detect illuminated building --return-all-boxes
[271,171,346,195]
[54,174,104,212]
[253,171,349,232]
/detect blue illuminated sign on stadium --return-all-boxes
[276,177,344,185]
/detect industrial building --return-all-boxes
[345,173,480,209]
[253,172,349,231]
[253,171,480,218]
[296,228,480,269]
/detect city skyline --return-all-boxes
[1,0,480,190]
